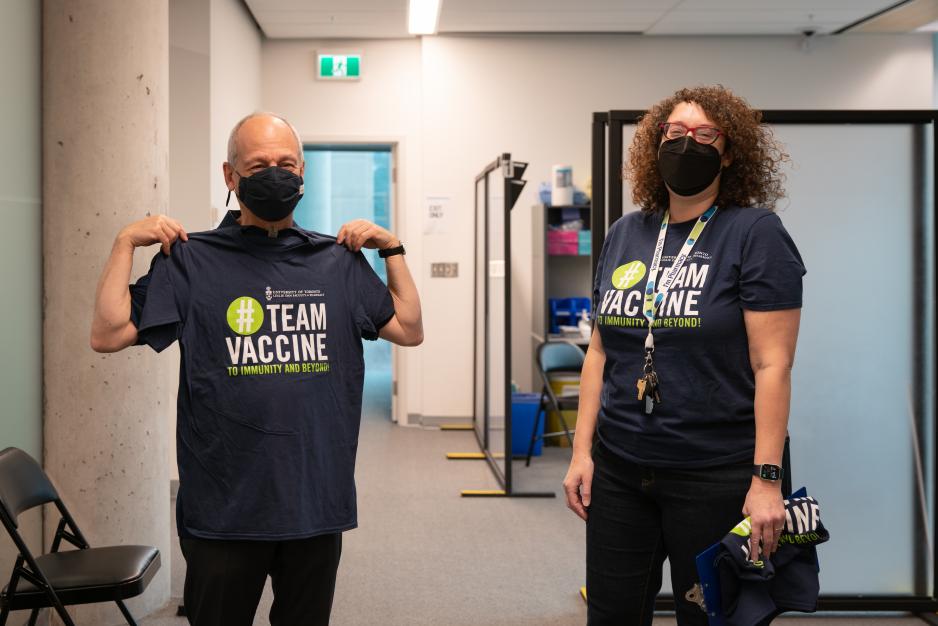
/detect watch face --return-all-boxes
[761,465,781,480]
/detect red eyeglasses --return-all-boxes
[658,122,724,145]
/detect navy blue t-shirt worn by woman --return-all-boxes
[130,212,394,540]
[592,206,806,468]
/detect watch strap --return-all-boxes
[379,244,405,258]
[753,464,784,481]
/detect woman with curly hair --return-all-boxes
[562,85,806,625]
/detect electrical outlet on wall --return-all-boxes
[431,262,458,278]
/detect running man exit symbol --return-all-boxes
[317,53,362,80]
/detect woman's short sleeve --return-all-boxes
[739,213,806,311]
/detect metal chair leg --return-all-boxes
[32,584,74,626]
[27,608,40,626]
[557,410,574,447]
[50,603,75,626]
[115,599,137,626]
[525,393,547,467]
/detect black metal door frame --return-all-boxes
[472,154,548,497]
[473,156,505,491]
[591,109,938,615]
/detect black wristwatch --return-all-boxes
[753,463,784,482]
[379,244,405,258]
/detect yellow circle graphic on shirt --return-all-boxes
[611,261,647,290]
[226,296,264,335]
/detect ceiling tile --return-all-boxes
[244,0,919,39]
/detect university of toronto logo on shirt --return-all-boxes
[223,292,331,378]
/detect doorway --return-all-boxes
[293,145,395,420]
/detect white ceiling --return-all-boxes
[243,0,918,39]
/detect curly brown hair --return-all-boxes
[625,85,788,213]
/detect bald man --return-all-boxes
[91,112,422,626]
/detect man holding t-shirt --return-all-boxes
[90,112,423,626]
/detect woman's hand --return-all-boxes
[563,453,594,521]
[742,480,786,561]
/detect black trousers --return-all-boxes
[180,532,342,626]
[586,443,753,626]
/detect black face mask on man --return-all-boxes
[657,136,723,197]
[227,166,304,222]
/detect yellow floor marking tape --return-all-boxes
[580,586,587,602]
[460,489,507,497]
[446,452,486,460]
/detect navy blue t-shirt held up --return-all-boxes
[593,207,806,468]
[130,213,394,540]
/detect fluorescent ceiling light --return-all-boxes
[409,0,441,35]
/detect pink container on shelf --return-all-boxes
[548,230,579,255]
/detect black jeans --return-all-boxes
[180,532,342,626]
[586,442,752,626]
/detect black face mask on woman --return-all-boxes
[228,166,304,222]
[657,136,722,197]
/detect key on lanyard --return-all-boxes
[638,206,715,415]
[639,348,661,415]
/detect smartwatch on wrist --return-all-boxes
[753,463,784,482]
[379,243,405,258]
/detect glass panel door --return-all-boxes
[488,175,507,481]
[775,123,933,595]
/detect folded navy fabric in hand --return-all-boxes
[715,496,830,626]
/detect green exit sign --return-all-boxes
[317,53,361,80]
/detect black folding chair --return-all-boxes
[525,340,586,466]
[0,447,160,626]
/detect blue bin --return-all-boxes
[511,393,544,456]
[549,297,591,334]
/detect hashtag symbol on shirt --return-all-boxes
[617,262,641,289]
[236,298,255,333]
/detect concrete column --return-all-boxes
[43,1,171,623]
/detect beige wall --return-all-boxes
[171,0,211,230]
[262,32,933,421]
[210,0,263,221]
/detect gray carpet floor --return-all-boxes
[135,406,925,625]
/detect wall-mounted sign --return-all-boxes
[316,53,361,81]
[423,195,451,235]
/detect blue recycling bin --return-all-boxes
[511,393,544,456]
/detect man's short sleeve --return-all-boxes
[351,252,395,341]
[129,251,186,352]
[739,213,806,311]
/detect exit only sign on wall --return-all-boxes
[317,53,361,80]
